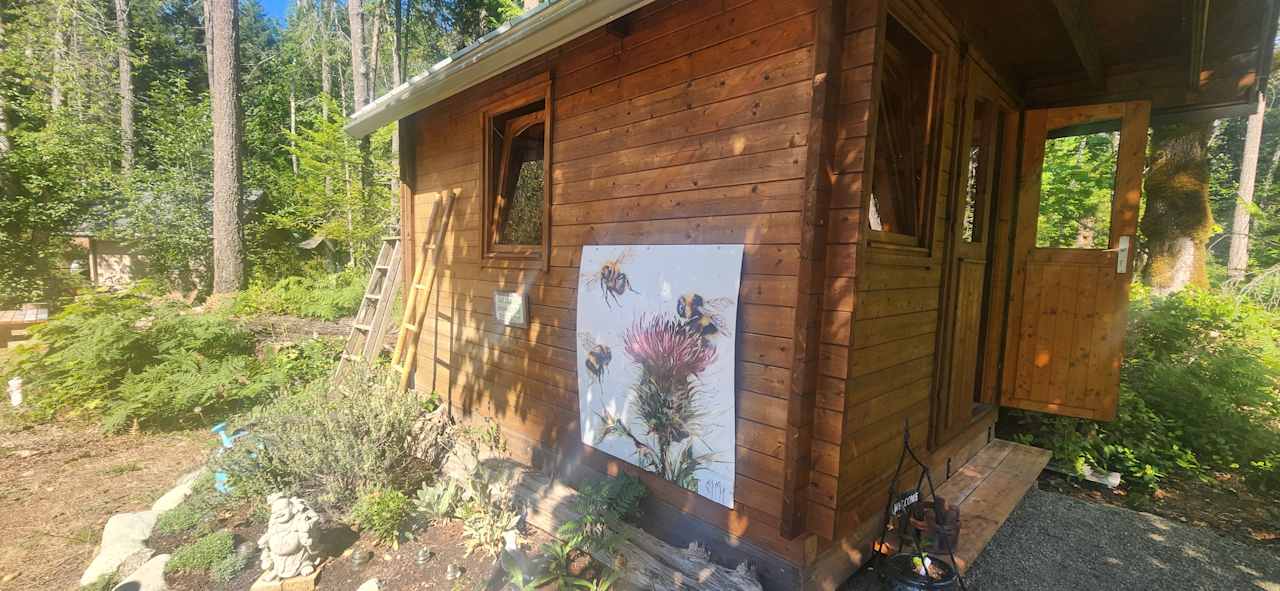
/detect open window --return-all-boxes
[868,14,943,244]
[482,79,550,265]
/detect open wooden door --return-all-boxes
[1000,101,1150,421]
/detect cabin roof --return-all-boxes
[344,0,652,138]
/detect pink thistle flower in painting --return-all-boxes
[623,315,717,381]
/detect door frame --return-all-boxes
[931,59,1021,447]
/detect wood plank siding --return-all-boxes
[402,0,835,567]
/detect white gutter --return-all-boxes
[345,0,653,138]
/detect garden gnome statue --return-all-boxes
[258,493,321,581]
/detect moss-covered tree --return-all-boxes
[1142,121,1216,295]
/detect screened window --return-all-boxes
[484,92,548,261]
[868,16,940,240]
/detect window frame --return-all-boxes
[865,7,952,251]
[480,74,552,268]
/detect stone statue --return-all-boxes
[257,494,321,581]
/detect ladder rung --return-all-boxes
[375,264,390,271]
[353,323,372,332]
[403,324,419,332]
[341,353,359,361]
[382,236,400,242]
[413,283,431,290]
[364,293,381,300]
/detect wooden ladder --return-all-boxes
[335,235,403,379]
[391,192,455,393]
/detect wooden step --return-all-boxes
[931,439,1051,573]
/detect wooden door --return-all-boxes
[1000,101,1150,421]
[934,65,1017,445]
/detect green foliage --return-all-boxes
[215,365,446,513]
[350,487,412,545]
[165,531,237,576]
[154,476,226,537]
[1008,286,1280,495]
[1037,132,1118,248]
[1,288,335,432]
[234,266,366,320]
[414,479,463,525]
[82,573,120,591]
[559,475,646,555]
[109,76,214,292]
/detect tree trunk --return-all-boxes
[208,0,244,293]
[349,0,372,196]
[0,12,10,159]
[1141,121,1215,295]
[1228,93,1265,281]
[348,0,368,111]
[320,0,332,119]
[289,82,299,174]
[115,0,134,172]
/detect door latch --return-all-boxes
[1115,235,1132,274]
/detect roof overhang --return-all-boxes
[345,0,653,138]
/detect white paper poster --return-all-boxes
[576,244,743,508]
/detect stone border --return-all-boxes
[79,468,204,589]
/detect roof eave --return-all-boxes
[344,0,652,138]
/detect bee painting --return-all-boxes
[583,249,640,308]
[579,332,613,386]
[676,293,734,340]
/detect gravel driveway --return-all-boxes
[964,488,1280,590]
[844,487,1280,590]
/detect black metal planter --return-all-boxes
[879,553,959,591]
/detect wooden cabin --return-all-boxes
[347,0,1276,587]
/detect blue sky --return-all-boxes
[259,0,290,22]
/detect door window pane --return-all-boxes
[962,98,1000,243]
[1036,129,1118,248]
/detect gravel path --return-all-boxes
[843,487,1280,590]
[964,488,1280,591]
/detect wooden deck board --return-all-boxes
[930,439,1051,574]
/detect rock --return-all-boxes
[80,511,157,587]
[355,578,381,591]
[150,468,206,514]
[115,548,155,581]
[112,554,170,591]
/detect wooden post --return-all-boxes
[782,0,846,539]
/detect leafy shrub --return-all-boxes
[1,287,337,432]
[166,531,236,576]
[233,267,365,320]
[210,551,251,584]
[1006,286,1280,494]
[154,474,226,537]
[215,364,449,513]
[414,479,462,525]
[559,475,646,555]
[349,487,412,544]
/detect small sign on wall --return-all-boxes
[493,290,528,327]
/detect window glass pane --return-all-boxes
[1036,129,1118,248]
[962,98,999,243]
[868,16,937,237]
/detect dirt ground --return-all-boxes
[0,408,208,590]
